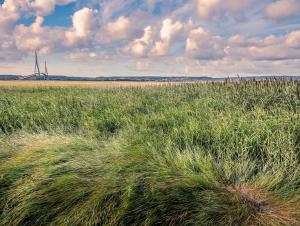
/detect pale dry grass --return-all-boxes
[227,185,300,225]
[0,80,193,88]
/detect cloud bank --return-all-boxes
[0,0,300,76]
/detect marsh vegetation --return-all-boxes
[0,80,299,225]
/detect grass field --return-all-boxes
[0,80,299,225]
[0,80,189,88]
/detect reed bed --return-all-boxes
[0,80,299,225]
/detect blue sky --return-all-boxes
[0,0,300,77]
[43,3,76,27]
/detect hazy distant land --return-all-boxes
[1,74,300,82]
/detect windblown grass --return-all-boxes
[0,80,299,225]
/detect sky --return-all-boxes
[0,0,300,77]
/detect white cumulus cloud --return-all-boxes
[123,26,156,57]
[195,0,255,19]
[2,0,75,16]
[66,7,98,46]
[266,0,300,20]
[186,27,225,60]
[105,16,132,40]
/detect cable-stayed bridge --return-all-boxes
[20,51,49,80]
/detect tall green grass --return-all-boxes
[0,81,299,225]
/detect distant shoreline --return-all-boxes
[0,75,300,82]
